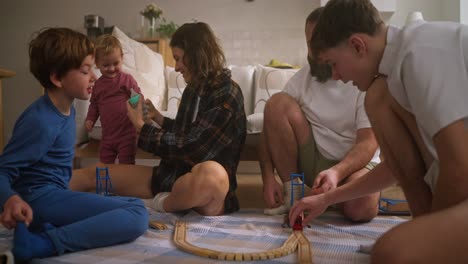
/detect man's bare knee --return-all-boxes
[265,94,301,122]
[343,199,378,222]
[265,93,293,114]
[265,94,309,141]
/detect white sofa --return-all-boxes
[73,27,299,165]
[163,64,299,134]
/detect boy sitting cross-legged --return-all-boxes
[0,28,148,262]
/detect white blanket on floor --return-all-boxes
[0,208,406,264]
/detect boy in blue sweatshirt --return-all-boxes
[0,28,148,262]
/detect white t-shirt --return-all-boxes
[379,22,468,191]
[283,64,380,163]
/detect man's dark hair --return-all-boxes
[311,0,384,56]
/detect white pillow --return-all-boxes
[165,65,255,115]
[113,26,165,109]
[228,65,255,116]
[246,113,264,134]
[167,87,185,112]
[165,66,187,113]
[253,64,298,113]
[74,27,166,143]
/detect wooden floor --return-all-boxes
[237,174,267,209]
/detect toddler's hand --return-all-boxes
[85,120,94,133]
[127,99,145,133]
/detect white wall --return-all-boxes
[461,0,468,24]
[441,0,461,22]
[389,0,442,26]
[0,0,312,143]
[0,0,459,144]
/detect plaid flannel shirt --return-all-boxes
[138,70,246,197]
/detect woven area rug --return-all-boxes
[0,208,406,264]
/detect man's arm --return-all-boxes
[290,161,396,225]
[331,128,378,183]
[432,119,468,211]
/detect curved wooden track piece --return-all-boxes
[173,220,313,263]
[294,231,313,263]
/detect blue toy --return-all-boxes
[128,88,141,108]
[290,172,305,206]
[378,197,411,216]
[128,88,149,118]
[96,167,114,196]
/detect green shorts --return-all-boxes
[298,128,377,187]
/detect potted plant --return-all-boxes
[140,3,163,37]
[157,18,179,39]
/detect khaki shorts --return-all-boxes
[298,128,377,187]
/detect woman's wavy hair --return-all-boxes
[170,22,227,88]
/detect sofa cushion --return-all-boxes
[112,26,166,110]
[246,112,263,134]
[228,65,255,116]
[74,27,166,143]
[161,65,296,135]
[253,64,298,114]
[165,66,186,114]
[165,65,255,117]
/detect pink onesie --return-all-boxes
[86,72,142,164]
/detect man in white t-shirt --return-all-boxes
[292,0,468,262]
[259,7,381,222]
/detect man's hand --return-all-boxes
[263,177,284,208]
[311,168,340,194]
[85,120,94,133]
[127,99,145,133]
[289,193,328,227]
[0,195,33,229]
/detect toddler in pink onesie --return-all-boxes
[85,35,143,164]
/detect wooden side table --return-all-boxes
[134,37,175,67]
[0,68,15,153]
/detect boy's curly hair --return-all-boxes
[94,34,123,62]
[29,28,94,90]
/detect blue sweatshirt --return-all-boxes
[0,94,75,208]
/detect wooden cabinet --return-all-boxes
[0,68,15,153]
[135,37,175,67]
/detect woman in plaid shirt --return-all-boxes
[72,22,247,216]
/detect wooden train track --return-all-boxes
[173,220,313,263]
